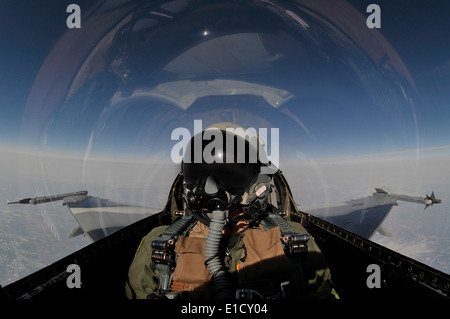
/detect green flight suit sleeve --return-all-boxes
[125,225,168,299]
[288,221,338,299]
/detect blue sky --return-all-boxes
[0,1,449,162]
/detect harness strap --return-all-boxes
[153,215,197,291]
[156,264,172,292]
[154,209,309,298]
[260,211,297,235]
[261,210,307,298]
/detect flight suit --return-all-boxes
[125,219,336,299]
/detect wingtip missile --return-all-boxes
[7,198,33,205]
[424,191,442,209]
[7,191,89,206]
[375,188,442,209]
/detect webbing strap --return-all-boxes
[261,212,297,235]
[155,215,197,291]
[160,214,196,238]
[261,212,305,298]
[157,264,173,291]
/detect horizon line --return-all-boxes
[284,144,450,165]
[1,142,450,165]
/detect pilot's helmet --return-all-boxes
[181,122,275,224]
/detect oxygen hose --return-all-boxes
[204,210,233,299]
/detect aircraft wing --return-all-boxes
[9,187,441,242]
[8,191,159,241]
[300,188,442,239]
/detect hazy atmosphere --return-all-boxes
[1,144,448,285]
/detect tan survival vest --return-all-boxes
[151,213,309,298]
